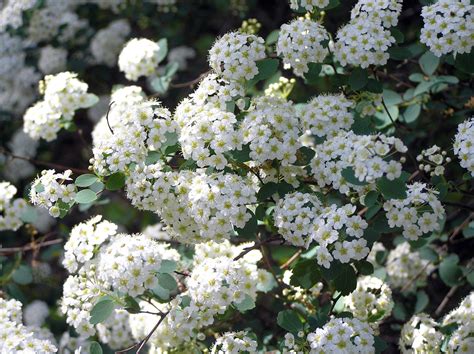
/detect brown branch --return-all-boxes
[449,212,474,242]
[233,236,284,261]
[115,311,169,354]
[105,101,115,135]
[435,285,460,317]
[280,249,303,270]
[0,238,63,256]
[0,148,89,174]
[169,70,211,89]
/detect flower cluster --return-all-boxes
[29,169,77,217]
[23,72,97,141]
[417,145,451,177]
[289,0,329,12]
[300,93,354,137]
[0,181,26,231]
[310,130,407,194]
[346,276,393,323]
[277,17,329,77]
[126,167,257,243]
[351,0,403,28]
[275,192,369,267]
[307,317,375,353]
[0,298,57,353]
[63,215,118,272]
[177,104,241,169]
[38,46,68,74]
[399,314,443,353]
[97,233,163,296]
[96,309,135,350]
[442,292,474,353]
[386,242,434,291]
[211,331,258,354]
[383,182,445,241]
[334,17,396,68]
[454,117,474,177]
[241,96,301,166]
[91,19,131,67]
[420,0,474,57]
[23,300,50,327]
[91,98,176,176]
[209,31,266,83]
[264,76,296,98]
[118,38,161,81]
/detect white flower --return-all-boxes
[289,0,329,12]
[420,0,474,57]
[0,181,26,231]
[454,117,474,177]
[38,46,67,74]
[91,19,131,67]
[211,331,258,354]
[277,17,329,77]
[118,38,162,81]
[399,314,443,353]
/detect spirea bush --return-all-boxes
[0,1,473,353]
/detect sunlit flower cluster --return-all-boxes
[118,38,162,81]
[23,72,97,141]
[399,314,443,354]
[420,0,474,56]
[300,93,354,137]
[442,292,474,353]
[29,169,77,217]
[351,0,403,28]
[241,96,301,166]
[209,31,266,83]
[126,166,257,243]
[0,181,26,231]
[211,331,258,353]
[277,17,329,77]
[386,242,434,291]
[310,130,407,194]
[454,117,474,177]
[275,192,369,267]
[91,98,176,176]
[0,298,57,353]
[383,182,445,241]
[307,317,375,353]
[289,0,329,12]
[346,276,393,323]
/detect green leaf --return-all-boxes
[390,28,404,44]
[364,191,380,208]
[304,63,322,84]
[365,79,383,93]
[341,167,368,186]
[265,30,279,45]
[159,260,177,274]
[158,273,177,291]
[377,177,407,200]
[454,51,474,74]
[374,337,388,354]
[290,259,321,289]
[164,61,179,78]
[151,76,171,94]
[393,301,407,321]
[156,38,168,63]
[324,0,340,9]
[415,290,429,313]
[332,264,357,295]
[83,94,99,108]
[90,299,115,324]
[74,189,97,204]
[235,211,258,239]
[348,68,368,91]
[75,174,99,187]
[246,58,279,87]
[294,147,315,166]
[388,46,412,60]
[257,182,293,201]
[402,104,421,123]
[20,206,37,224]
[124,295,141,314]
[89,342,103,354]
[152,284,170,301]
[419,51,440,76]
[234,294,255,312]
[106,172,126,191]
[383,89,403,106]
[355,260,374,276]
[366,204,381,220]
[277,310,303,333]
[439,254,464,287]
[12,265,33,285]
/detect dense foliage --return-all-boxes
[0,0,473,353]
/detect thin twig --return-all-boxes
[0,238,63,255]
[106,101,115,135]
[435,286,459,317]
[169,70,211,88]
[280,249,303,270]
[449,212,474,242]
[0,148,89,174]
[400,262,431,292]
[115,311,169,354]
[233,236,284,261]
